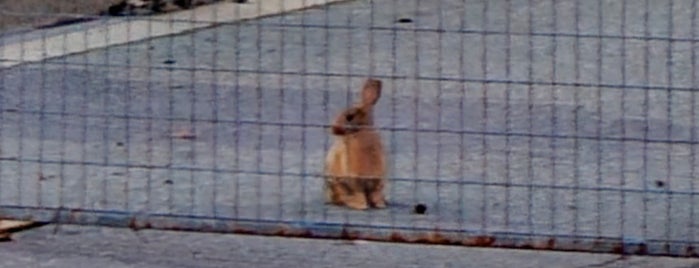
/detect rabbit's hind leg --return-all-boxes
[325,176,368,210]
[342,194,369,210]
[324,176,346,206]
[364,179,387,209]
[339,178,369,210]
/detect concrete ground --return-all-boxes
[1,224,698,268]
[1,0,699,263]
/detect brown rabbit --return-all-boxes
[323,78,387,210]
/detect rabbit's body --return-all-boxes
[324,130,386,209]
[323,78,388,210]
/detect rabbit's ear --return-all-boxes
[361,78,382,107]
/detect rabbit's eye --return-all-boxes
[345,113,355,121]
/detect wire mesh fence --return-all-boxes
[1,0,698,257]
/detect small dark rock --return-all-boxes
[396,18,413,24]
[107,2,128,16]
[655,180,665,188]
[163,59,176,65]
[164,179,174,185]
[413,203,427,214]
[174,0,194,9]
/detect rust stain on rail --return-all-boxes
[3,209,699,258]
[463,235,497,247]
[109,220,699,258]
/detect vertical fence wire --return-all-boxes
[503,0,512,231]
[666,0,676,246]
[276,0,286,223]
[548,0,559,235]
[642,0,651,242]
[58,16,69,215]
[299,0,309,222]
[479,0,489,234]
[457,0,467,237]
[233,2,242,221]
[35,25,43,209]
[100,15,111,211]
[0,9,4,207]
[344,0,357,225]
[388,0,399,229]
[412,0,422,231]
[254,0,264,224]
[79,21,90,212]
[572,0,581,242]
[187,3,197,217]
[619,0,628,242]
[145,14,155,217]
[166,12,175,215]
[211,3,221,219]
[321,0,331,223]
[16,21,26,208]
[526,0,535,239]
[37,20,47,210]
[435,0,445,228]
[594,0,604,240]
[691,0,698,251]
[368,0,378,227]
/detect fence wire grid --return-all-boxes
[1,0,698,257]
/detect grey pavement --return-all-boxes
[0,0,698,259]
[1,224,698,268]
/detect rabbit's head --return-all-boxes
[331,79,382,136]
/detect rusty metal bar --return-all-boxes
[1,206,697,257]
